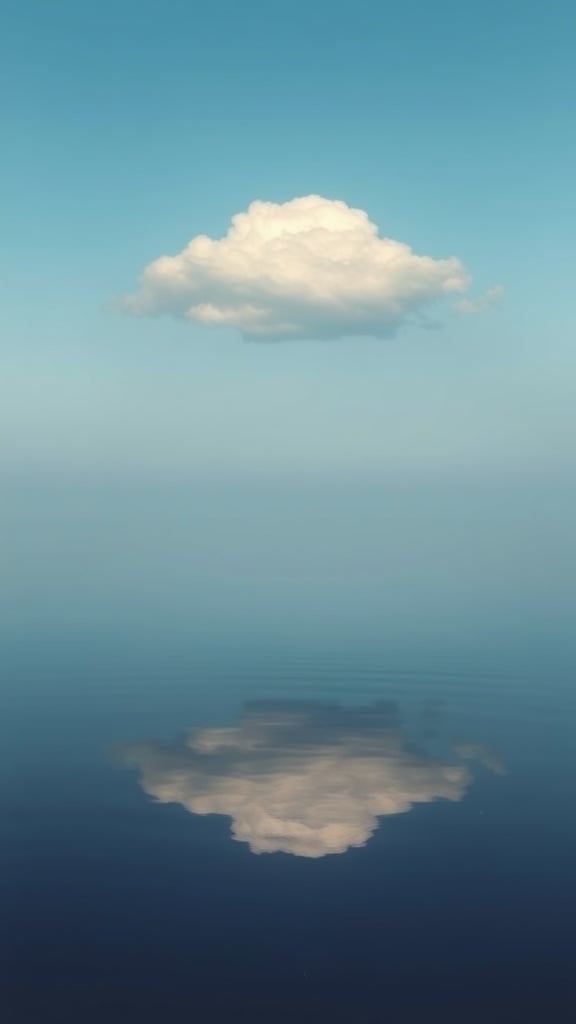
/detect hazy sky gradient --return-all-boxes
[2,0,575,481]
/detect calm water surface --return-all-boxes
[3,482,576,1021]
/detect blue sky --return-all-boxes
[2,0,575,481]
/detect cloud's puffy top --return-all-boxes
[121,701,485,858]
[124,195,471,340]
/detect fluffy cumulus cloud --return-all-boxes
[119,701,501,858]
[124,195,473,340]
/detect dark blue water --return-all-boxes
[3,481,576,1021]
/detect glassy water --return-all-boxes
[3,481,576,1021]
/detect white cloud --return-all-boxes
[120,701,483,858]
[124,195,471,340]
[455,285,504,315]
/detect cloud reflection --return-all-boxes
[120,701,499,858]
